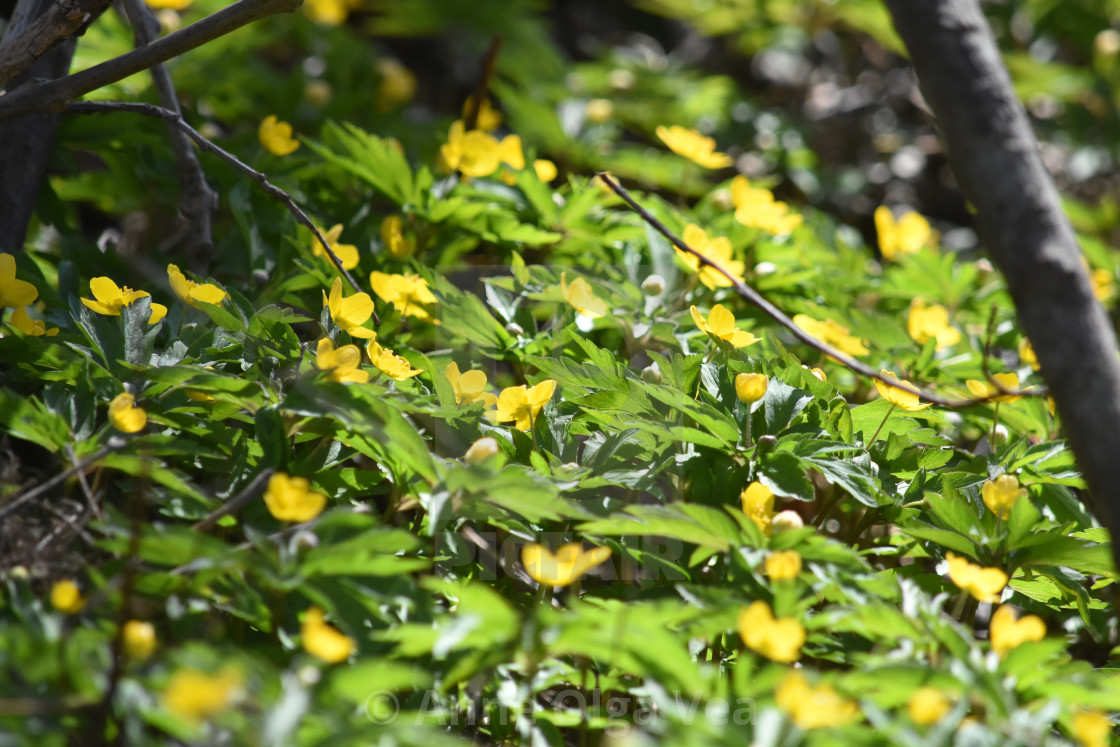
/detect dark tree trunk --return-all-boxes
[885,0,1120,570]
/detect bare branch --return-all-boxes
[596,172,1036,409]
[66,100,375,308]
[0,0,303,123]
[119,0,217,272]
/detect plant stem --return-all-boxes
[868,403,896,446]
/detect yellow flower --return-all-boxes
[301,607,355,663]
[792,314,868,357]
[676,224,745,289]
[264,472,327,523]
[375,58,416,111]
[369,271,438,322]
[655,125,732,169]
[10,306,57,336]
[874,370,932,412]
[945,552,1007,603]
[738,601,804,663]
[775,671,860,729]
[1084,256,1116,303]
[765,550,801,581]
[989,604,1045,657]
[965,372,1025,403]
[144,0,191,9]
[0,253,38,307]
[735,373,768,404]
[323,277,376,339]
[81,277,166,324]
[731,176,802,235]
[380,216,415,259]
[109,392,147,433]
[534,159,558,182]
[444,362,497,407]
[875,206,933,261]
[741,482,775,536]
[1018,338,1039,370]
[440,121,522,178]
[312,225,359,271]
[50,579,85,614]
[316,338,370,384]
[981,474,1026,520]
[167,264,227,308]
[122,620,157,661]
[461,96,502,131]
[259,115,300,156]
[907,299,961,349]
[908,687,952,726]
[1071,710,1111,747]
[495,380,556,431]
[521,543,611,587]
[366,340,424,380]
[464,436,500,464]
[561,272,608,318]
[691,304,759,349]
[162,666,243,723]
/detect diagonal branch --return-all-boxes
[884,0,1120,565]
[596,172,1030,409]
[66,100,375,308]
[0,0,302,123]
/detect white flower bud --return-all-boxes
[772,510,804,532]
[641,275,665,296]
[641,362,663,385]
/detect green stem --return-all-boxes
[868,403,896,446]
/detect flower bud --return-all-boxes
[990,424,1009,445]
[641,362,663,385]
[772,510,804,532]
[505,322,525,337]
[465,437,499,464]
[735,372,768,403]
[756,434,778,452]
[641,275,665,296]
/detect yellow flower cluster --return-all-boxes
[313,225,360,270]
[316,338,369,384]
[110,392,148,433]
[82,277,167,324]
[264,472,327,523]
[168,264,227,308]
[989,604,1045,657]
[981,474,1026,519]
[162,666,243,723]
[495,380,556,431]
[561,273,607,318]
[445,362,498,407]
[259,115,300,156]
[370,271,438,323]
[740,482,774,535]
[965,372,1026,403]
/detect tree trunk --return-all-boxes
[885,0,1120,570]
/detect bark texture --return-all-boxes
[886,0,1120,566]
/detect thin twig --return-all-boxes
[120,0,217,272]
[462,36,502,132]
[67,100,375,312]
[595,172,1041,408]
[0,439,125,521]
[66,443,102,519]
[0,0,302,122]
[192,467,274,531]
